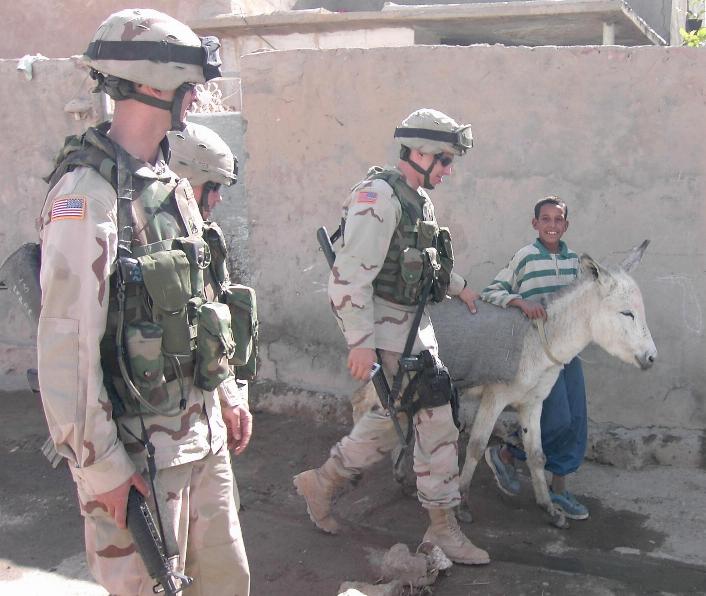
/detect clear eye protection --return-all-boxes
[455,125,474,151]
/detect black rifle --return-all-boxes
[316,226,409,449]
[127,487,193,595]
[0,243,193,594]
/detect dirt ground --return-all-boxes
[2,386,706,595]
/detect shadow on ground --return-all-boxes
[2,390,706,595]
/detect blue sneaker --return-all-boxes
[484,445,520,496]
[550,490,589,520]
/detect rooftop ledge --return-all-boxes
[190,0,666,47]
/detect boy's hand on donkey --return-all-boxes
[510,298,547,320]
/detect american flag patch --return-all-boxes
[51,196,86,221]
[357,190,378,204]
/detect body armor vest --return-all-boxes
[351,167,454,306]
[46,123,241,417]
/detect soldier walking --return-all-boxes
[294,108,490,565]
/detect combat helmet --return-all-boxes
[168,123,238,187]
[394,108,472,189]
[83,8,222,130]
[395,108,473,157]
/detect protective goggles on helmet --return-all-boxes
[85,35,223,81]
[394,124,474,153]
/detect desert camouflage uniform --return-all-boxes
[37,129,249,595]
[327,169,466,509]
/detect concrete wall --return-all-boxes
[1,1,673,61]
[627,0,672,42]
[240,45,706,468]
[0,1,281,59]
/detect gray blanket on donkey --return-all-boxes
[429,298,532,389]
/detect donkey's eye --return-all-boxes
[620,310,635,320]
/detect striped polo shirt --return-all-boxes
[481,239,580,308]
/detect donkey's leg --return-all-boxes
[517,400,568,529]
[457,387,508,522]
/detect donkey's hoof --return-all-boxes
[457,502,473,523]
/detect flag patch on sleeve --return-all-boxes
[51,195,86,221]
[356,190,378,204]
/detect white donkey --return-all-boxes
[432,240,657,528]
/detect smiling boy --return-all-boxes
[480,195,590,520]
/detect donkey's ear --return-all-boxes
[620,239,650,273]
[580,254,614,289]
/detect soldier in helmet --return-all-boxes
[167,122,251,485]
[37,9,250,595]
[168,122,238,220]
[294,108,490,565]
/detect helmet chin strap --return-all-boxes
[123,83,192,132]
[199,187,210,220]
[168,83,194,132]
[405,154,438,190]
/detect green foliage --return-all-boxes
[680,26,706,47]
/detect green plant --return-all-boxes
[679,26,706,46]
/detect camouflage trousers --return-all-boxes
[83,448,250,596]
[330,349,461,509]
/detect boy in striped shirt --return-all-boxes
[480,195,589,520]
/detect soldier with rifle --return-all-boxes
[295,109,490,565]
[36,9,250,595]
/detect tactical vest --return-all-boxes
[45,123,252,418]
[350,167,454,306]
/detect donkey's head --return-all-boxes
[582,240,657,370]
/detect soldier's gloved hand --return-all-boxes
[348,347,378,382]
[223,404,253,455]
[458,286,480,314]
[95,472,149,529]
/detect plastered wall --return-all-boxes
[0,58,96,378]
[240,45,706,468]
[0,44,704,469]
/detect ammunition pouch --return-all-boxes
[172,237,211,298]
[222,284,258,380]
[139,249,194,356]
[194,302,236,391]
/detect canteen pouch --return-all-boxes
[195,302,236,391]
[223,284,258,380]
[139,249,193,356]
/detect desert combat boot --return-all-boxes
[423,508,490,565]
[293,458,347,534]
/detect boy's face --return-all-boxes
[532,203,568,252]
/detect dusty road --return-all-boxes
[2,387,706,595]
